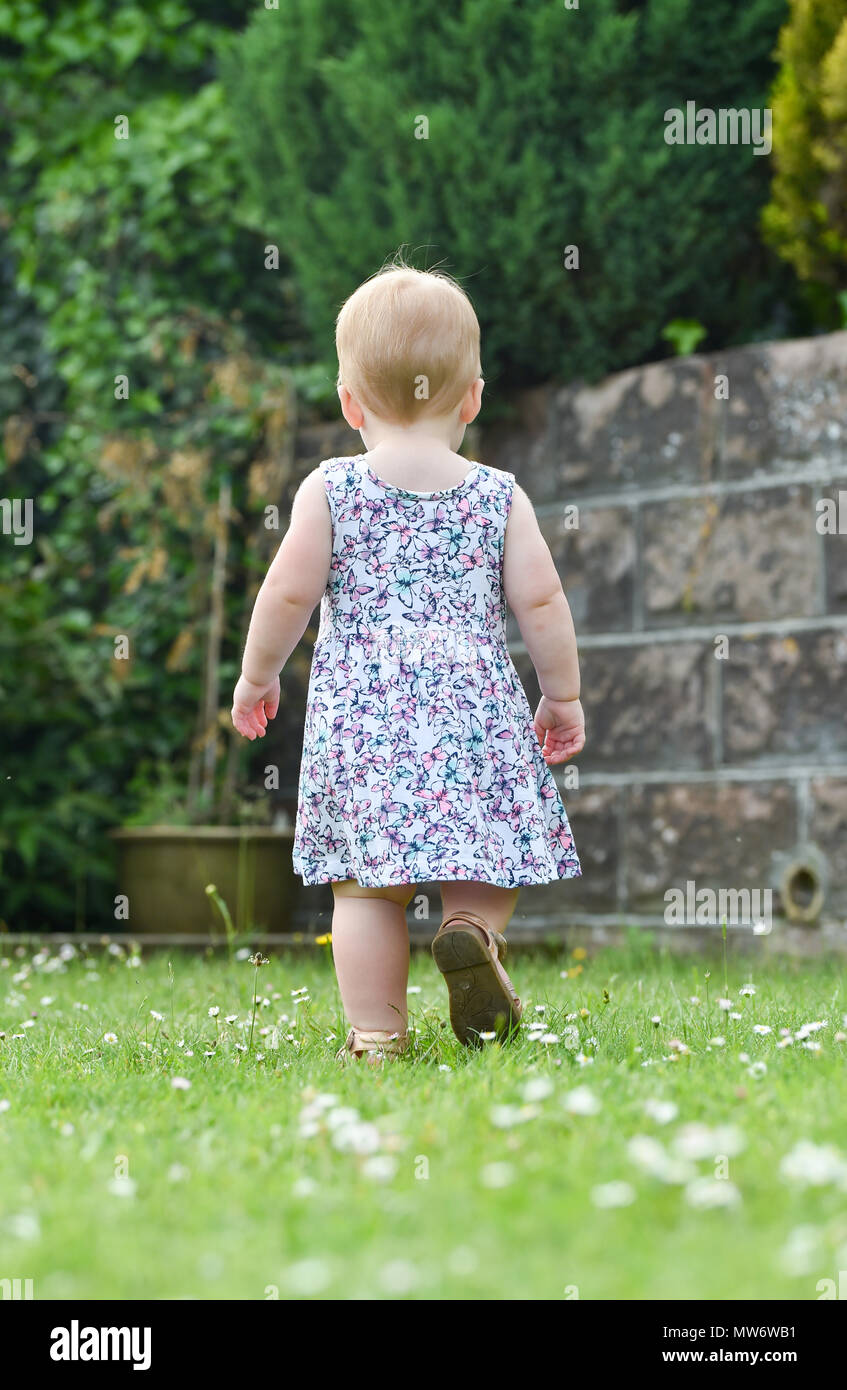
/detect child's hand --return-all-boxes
[533,696,585,765]
[231,674,280,741]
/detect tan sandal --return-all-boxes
[431,909,522,1047]
[336,1027,409,1068]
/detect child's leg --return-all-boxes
[439,881,520,936]
[433,881,523,1045]
[330,880,416,1034]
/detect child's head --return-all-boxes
[335,260,482,429]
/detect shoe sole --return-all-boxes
[431,927,521,1047]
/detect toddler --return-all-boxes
[232,262,585,1064]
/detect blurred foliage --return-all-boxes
[762,0,847,318]
[223,0,804,396]
[0,1,306,928]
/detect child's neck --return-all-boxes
[361,421,464,459]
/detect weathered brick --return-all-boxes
[642,485,820,625]
[714,333,847,478]
[722,629,847,762]
[624,780,797,913]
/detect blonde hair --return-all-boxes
[335,260,481,425]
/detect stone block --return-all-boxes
[624,780,797,913]
[563,642,716,772]
[642,485,820,625]
[722,629,847,762]
[713,332,847,478]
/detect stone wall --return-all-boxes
[279,333,847,949]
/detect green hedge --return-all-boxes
[224,0,797,393]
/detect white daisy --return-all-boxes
[780,1141,847,1187]
[362,1155,398,1183]
[684,1178,741,1208]
[563,1086,600,1116]
[643,1098,678,1125]
[522,1077,555,1104]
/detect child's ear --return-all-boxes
[338,384,365,431]
[460,377,484,424]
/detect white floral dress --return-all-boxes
[291,455,581,888]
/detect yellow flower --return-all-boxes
[314,934,332,946]
[572,947,587,961]
[567,965,583,978]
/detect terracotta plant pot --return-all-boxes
[109,827,301,935]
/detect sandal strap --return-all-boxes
[440,909,491,935]
[439,911,507,961]
[491,929,508,962]
[337,1027,409,1064]
[352,1029,407,1051]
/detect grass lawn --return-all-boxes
[1,933,845,1301]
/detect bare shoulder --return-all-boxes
[290,467,331,522]
[504,481,540,534]
[509,481,534,511]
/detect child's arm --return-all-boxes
[502,483,585,765]
[231,469,332,740]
